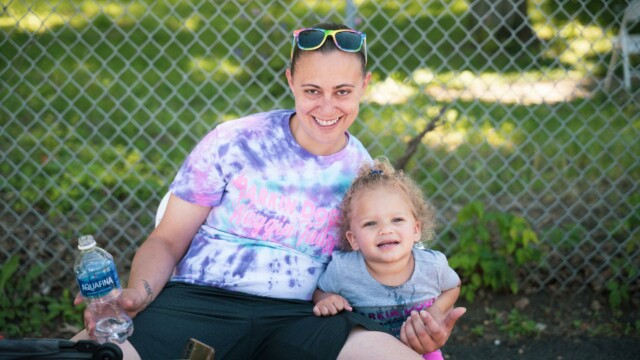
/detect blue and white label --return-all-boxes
[77,262,121,298]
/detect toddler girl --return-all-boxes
[314,157,461,360]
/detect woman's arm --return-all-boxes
[399,282,464,353]
[400,308,466,353]
[122,194,211,315]
[75,193,211,337]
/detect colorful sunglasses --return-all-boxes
[291,28,367,64]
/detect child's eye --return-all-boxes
[392,217,405,223]
[363,221,376,227]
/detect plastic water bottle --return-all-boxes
[74,234,133,344]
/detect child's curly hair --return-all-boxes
[338,157,437,250]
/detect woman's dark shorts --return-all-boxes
[128,282,386,359]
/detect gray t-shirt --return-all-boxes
[317,248,460,336]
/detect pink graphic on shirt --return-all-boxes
[229,175,339,254]
[366,298,436,321]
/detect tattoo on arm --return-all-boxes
[142,280,154,304]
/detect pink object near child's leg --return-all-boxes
[422,349,444,360]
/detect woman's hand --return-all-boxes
[312,290,353,317]
[73,292,96,337]
[119,287,151,319]
[399,306,466,354]
[73,287,149,338]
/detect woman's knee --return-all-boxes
[71,329,90,341]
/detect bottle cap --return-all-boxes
[78,235,96,250]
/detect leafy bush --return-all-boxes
[606,257,638,313]
[445,201,541,301]
[0,256,82,338]
[485,307,543,341]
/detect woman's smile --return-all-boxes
[314,116,340,127]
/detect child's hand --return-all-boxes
[312,292,353,317]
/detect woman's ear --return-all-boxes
[285,68,294,92]
[346,230,359,250]
[362,71,372,91]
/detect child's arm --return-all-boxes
[312,288,353,317]
[431,282,460,315]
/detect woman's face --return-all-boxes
[286,51,371,156]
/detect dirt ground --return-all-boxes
[442,290,640,360]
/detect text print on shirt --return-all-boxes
[230,174,340,254]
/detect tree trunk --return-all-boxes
[467,0,537,47]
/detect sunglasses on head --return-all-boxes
[291,28,367,64]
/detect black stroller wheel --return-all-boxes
[93,342,123,360]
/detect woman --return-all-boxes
[73,22,464,359]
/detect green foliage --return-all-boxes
[0,256,82,338]
[470,324,485,336]
[606,279,628,314]
[606,258,638,313]
[605,220,639,312]
[487,307,543,340]
[545,0,629,27]
[630,320,640,337]
[446,201,541,301]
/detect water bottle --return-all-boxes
[74,234,133,344]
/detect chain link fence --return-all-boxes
[1,0,639,298]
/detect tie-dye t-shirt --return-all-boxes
[169,110,372,300]
[317,248,460,336]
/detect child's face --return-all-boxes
[345,185,421,264]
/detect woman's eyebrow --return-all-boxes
[300,83,355,89]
